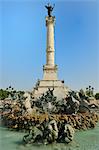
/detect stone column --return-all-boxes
[43,16,58,80]
[46,16,55,66]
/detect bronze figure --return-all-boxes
[45,3,55,17]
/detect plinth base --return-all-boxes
[32,79,69,100]
[43,65,58,80]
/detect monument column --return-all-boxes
[43,15,58,80]
[32,4,69,99]
[46,16,55,66]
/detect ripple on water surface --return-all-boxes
[0,124,99,150]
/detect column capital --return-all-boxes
[46,16,55,26]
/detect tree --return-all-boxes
[85,85,94,97]
[0,89,9,100]
[95,93,99,100]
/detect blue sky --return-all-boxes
[0,0,99,92]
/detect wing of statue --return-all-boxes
[45,5,48,9]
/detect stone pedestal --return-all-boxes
[43,65,58,80]
[32,79,69,100]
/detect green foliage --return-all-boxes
[0,87,25,100]
[95,93,99,100]
[85,85,94,97]
[0,89,9,100]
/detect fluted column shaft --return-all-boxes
[46,16,55,66]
